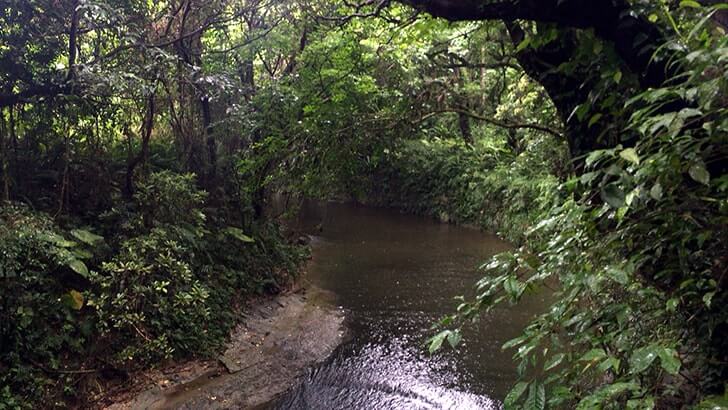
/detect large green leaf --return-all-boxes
[41,233,77,248]
[630,345,658,374]
[504,382,529,408]
[605,266,629,285]
[525,382,546,410]
[446,329,462,349]
[619,148,640,165]
[696,394,728,410]
[428,330,449,354]
[70,229,104,245]
[224,227,255,243]
[657,347,681,375]
[577,382,639,409]
[68,259,89,278]
[544,353,565,371]
[579,348,607,363]
[689,162,710,185]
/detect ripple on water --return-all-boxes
[273,201,544,409]
[275,337,500,410]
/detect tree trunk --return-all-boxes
[457,111,473,145]
[66,0,80,82]
[401,0,676,89]
[504,22,622,163]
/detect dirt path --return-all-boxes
[104,286,346,409]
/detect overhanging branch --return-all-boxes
[417,108,563,139]
[398,0,676,89]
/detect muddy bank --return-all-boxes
[104,285,346,409]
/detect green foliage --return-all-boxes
[372,136,563,244]
[431,11,728,409]
[94,227,213,364]
[133,171,208,229]
[0,205,101,405]
[2,0,726,407]
[0,172,306,406]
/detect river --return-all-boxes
[270,201,547,409]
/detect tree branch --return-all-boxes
[398,0,677,88]
[417,108,563,139]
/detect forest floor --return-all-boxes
[101,284,347,409]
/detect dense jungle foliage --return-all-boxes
[0,0,726,408]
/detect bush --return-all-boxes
[0,204,100,405]
[431,25,728,409]
[92,171,306,365]
[93,228,213,364]
[0,171,306,406]
[370,136,562,243]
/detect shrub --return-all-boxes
[0,204,100,405]
[134,170,208,229]
[93,228,213,364]
[0,171,306,406]
[431,24,728,409]
[370,137,562,243]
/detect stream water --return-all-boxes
[272,201,547,409]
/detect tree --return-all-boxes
[397,0,678,160]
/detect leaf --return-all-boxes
[70,229,104,245]
[578,383,639,409]
[586,149,610,167]
[525,381,546,410]
[580,171,599,185]
[588,113,603,128]
[703,291,716,308]
[68,259,89,278]
[447,330,462,349]
[601,183,626,208]
[605,266,629,285]
[428,330,449,354]
[650,183,663,200]
[627,396,656,409]
[597,357,621,373]
[68,290,84,310]
[503,335,528,350]
[72,248,94,259]
[630,345,658,374]
[504,382,529,407]
[516,37,531,52]
[504,276,526,300]
[680,0,702,8]
[695,394,728,410]
[224,227,255,243]
[579,348,607,363]
[689,163,710,185]
[613,70,623,84]
[657,348,681,375]
[619,148,640,165]
[544,353,565,371]
[41,233,77,248]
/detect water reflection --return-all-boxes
[273,201,545,409]
[276,338,499,410]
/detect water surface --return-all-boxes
[274,201,546,409]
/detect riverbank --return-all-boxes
[102,284,346,409]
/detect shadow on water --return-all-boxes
[273,201,548,409]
